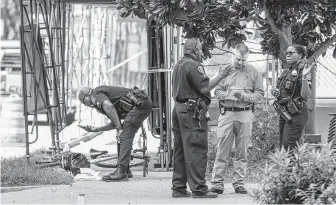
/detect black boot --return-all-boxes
[192,190,218,198]
[234,186,248,194]
[127,166,133,178]
[102,165,128,182]
[106,165,132,178]
[109,166,132,178]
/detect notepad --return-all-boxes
[226,87,245,100]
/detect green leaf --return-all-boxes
[222,40,227,48]
[240,33,247,40]
[119,9,132,18]
[172,8,188,21]
[245,30,253,35]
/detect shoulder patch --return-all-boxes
[197,66,207,77]
[96,101,101,108]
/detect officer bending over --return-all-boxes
[77,85,153,182]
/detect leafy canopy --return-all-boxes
[117,0,336,62]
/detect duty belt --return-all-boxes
[220,106,251,115]
[224,107,251,112]
[176,99,209,121]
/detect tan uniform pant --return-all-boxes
[211,110,254,190]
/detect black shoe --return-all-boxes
[105,165,133,178]
[127,167,133,178]
[234,186,248,194]
[102,165,128,182]
[209,187,224,194]
[172,190,191,198]
[192,191,218,198]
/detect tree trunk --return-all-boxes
[307,34,336,63]
[277,34,291,68]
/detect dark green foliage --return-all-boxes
[252,143,336,204]
[117,0,336,62]
[249,103,280,164]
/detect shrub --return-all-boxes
[206,125,236,181]
[249,102,280,164]
[206,126,219,177]
[252,143,336,204]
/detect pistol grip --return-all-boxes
[193,110,198,119]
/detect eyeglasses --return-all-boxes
[286,51,298,56]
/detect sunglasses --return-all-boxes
[286,51,298,56]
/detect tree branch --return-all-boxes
[263,0,291,46]
[307,34,336,64]
[263,0,281,34]
[214,45,233,53]
[283,24,293,44]
[298,0,325,4]
[263,0,292,63]
[236,16,268,24]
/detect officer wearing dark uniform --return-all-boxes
[171,38,229,198]
[271,44,313,151]
[77,85,153,181]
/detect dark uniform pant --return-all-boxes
[117,98,153,167]
[172,103,209,194]
[279,106,308,151]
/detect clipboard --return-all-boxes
[226,87,245,100]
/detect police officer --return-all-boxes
[77,85,153,181]
[271,44,314,151]
[171,38,229,198]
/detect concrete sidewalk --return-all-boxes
[1,171,258,204]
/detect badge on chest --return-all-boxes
[283,70,299,91]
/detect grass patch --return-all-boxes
[1,149,73,187]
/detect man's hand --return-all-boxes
[271,88,280,98]
[115,129,123,143]
[218,64,232,78]
[233,92,244,101]
[77,125,96,132]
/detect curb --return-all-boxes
[1,185,48,193]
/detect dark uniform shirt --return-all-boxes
[172,55,211,105]
[277,66,312,100]
[90,86,129,118]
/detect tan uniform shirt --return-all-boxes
[215,64,264,108]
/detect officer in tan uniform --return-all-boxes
[210,43,264,194]
[171,38,230,198]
